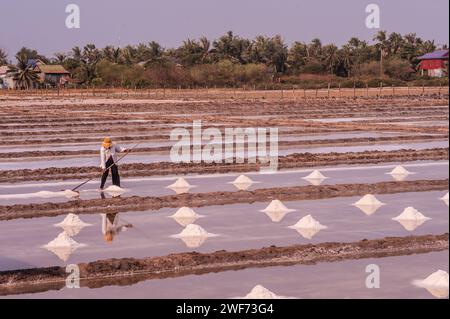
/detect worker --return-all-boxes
[100,137,127,190]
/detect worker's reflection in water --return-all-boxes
[101,212,133,243]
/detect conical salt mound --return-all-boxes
[389,165,412,175]
[290,215,328,230]
[244,285,280,299]
[63,190,80,198]
[392,207,431,231]
[412,270,449,299]
[44,231,85,261]
[178,224,209,237]
[353,194,384,207]
[54,214,91,236]
[441,192,449,207]
[239,285,294,299]
[171,224,217,248]
[231,175,255,191]
[261,200,295,214]
[104,185,127,194]
[169,177,191,188]
[289,215,327,239]
[302,170,327,185]
[55,213,91,228]
[388,165,413,181]
[169,207,204,227]
[45,231,81,248]
[352,194,385,215]
[167,177,194,194]
[260,200,295,223]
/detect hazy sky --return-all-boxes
[0,0,448,58]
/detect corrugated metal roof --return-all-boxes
[417,50,449,60]
[36,65,70,74]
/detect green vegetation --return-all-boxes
[2,31,448,89]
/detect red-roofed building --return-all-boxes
[417,50,449,77]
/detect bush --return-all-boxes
[91,77,103,87]
[384,58,415,81]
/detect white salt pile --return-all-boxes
[239,285,293,299]
[45,231,84,248]
[167,177,195,194]
[388,165,414,181]
[260,200,295,222]
[104,185,127,195]
[288,214,328,239]
[230,174,257,191]
[0,190,79,200]
[171,224,218,248]
[169,207,204,227]
[54,213,91,237]
[55,213,91,228]
[441,192,449,207]
[63,190,80,198]
[392,207,431,231]
[44,231,86,262]
[352,194,386,216]
[412,270,449,298]
[302,170,328,186]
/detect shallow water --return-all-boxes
[0,190,447,272]
[1,140,448,170]
[4,250,447,298]
[0,161,447,205]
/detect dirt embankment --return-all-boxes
[1,135,447,159]
[0,148,447,183]
[0,179,447,220]
[0,233,447,296]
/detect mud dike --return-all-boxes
[0,179,447,221]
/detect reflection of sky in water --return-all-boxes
[3,248,448,299]
[0,161,447,205]
[1,140,448,170]
[0,190,447,272]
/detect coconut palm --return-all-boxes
[0,49,7,65]
[53,52,67,64]
[322,44,340,75]
[8,53,40,89]
[373,30,389,77]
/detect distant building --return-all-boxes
[417,50,449,77]
[0,65,15,89]
[33,64,71,87]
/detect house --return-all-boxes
[417,50,449,77]
[0,65,15,89]
[33,64,71,87]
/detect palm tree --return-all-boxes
[340,45,354,77]
[0,49,7,65]
[53,52,67,64]
[373,30,389,77]
[8,53,40,89]
[322,44,340,75]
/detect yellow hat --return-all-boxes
[104,231,114,243]
[102,137,112,149]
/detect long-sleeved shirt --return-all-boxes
[100,143,126,169]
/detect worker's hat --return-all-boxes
[102,137,112,149]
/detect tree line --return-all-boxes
[0,31,448,89]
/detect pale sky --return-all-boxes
[0,0,448,58]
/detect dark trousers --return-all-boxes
[100,156,120,189]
